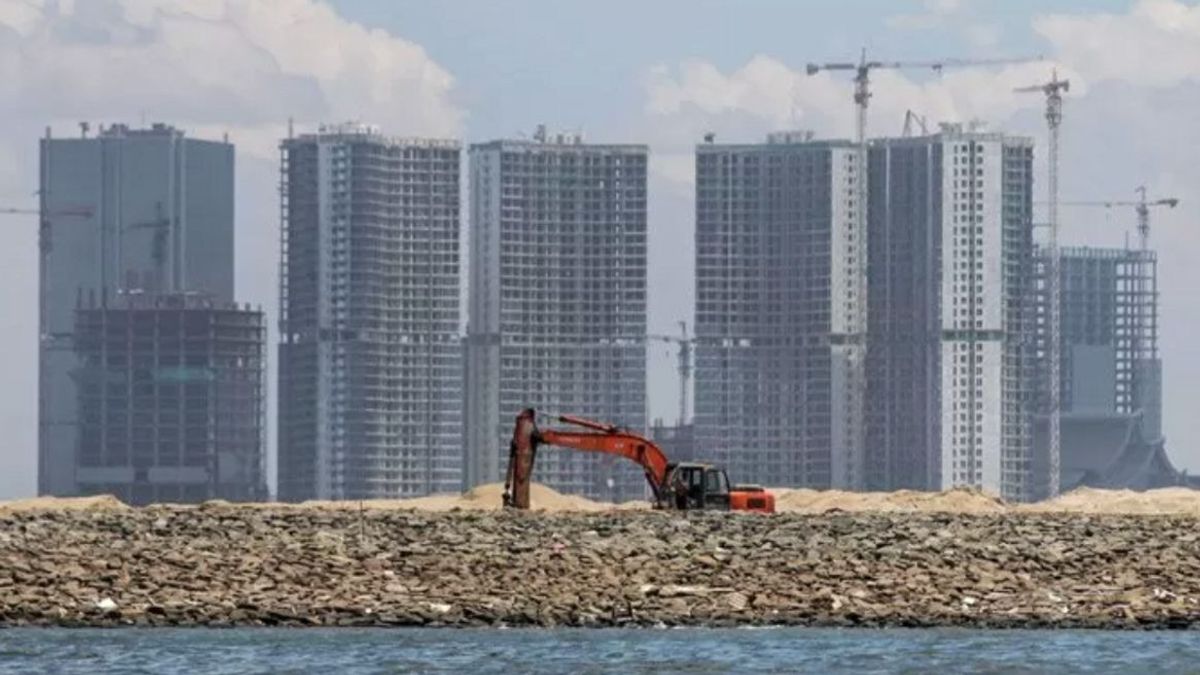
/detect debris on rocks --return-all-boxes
[0,504,1197,628]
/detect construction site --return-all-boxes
[464,127,650,503]
[71,292,266,505]
[20,65,1193,511]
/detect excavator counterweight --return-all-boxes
[503,409,774,514]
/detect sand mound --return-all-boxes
[319,483,613,512]
[1022,486,1200,516]
[230,482,627,513]
[7,485,1198,516]
[771,487,1007,514]
[0,494,128,513]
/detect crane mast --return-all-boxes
[3,201,94,500]
[676,321,690,426]
[647,321,693,426]
[806,51,1041,490]
[1054,190,1178,436]
[1016,71,1069,498]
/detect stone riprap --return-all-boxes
[1,506,1198,629]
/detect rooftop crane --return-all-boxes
[1053,188,1179,429]
[806,51,1042,488]
[1057,188,1180,253]
[902,109,929,137]
[1016,70,1070,499]
[125,201,172,292]
[647,321,692,426]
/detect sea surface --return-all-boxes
[0,627,1197,674]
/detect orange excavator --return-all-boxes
[503,409,775,513]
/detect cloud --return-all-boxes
[889,0,966,28]
[887,0,1003,49]
[1035,0,1200,87]
[641,55,1061,189]
[0,0,464,498]
[0,0,463,158]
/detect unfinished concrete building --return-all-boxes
[866,127,1036,500]
[1028,246,1165,498]
[39,123,234,496]
[1034,246,1160,433]
[73,292,265,505]
[465,128,648,501]
[278,123,463,501]
[693,132,861,490]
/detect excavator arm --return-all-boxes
[504,408,670,509]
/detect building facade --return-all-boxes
[39,123,234,496]
[866,126,1036,500]
[73,293,265,505]
[651,421,695,465]
[465,128,648,501]
[1029,236,1178,494]
[1034,246,1160,431]
[278,123,463,501]
[693,132,861,490]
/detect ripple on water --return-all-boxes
[0,628,1198,674]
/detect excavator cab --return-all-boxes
[665,463,731,511]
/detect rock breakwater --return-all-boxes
[2,505,1198,629]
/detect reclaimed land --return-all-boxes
[2,488,1200,629]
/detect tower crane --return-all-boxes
[1057,188,1179,253]
[126,201,172,292]
[1,205,94,257]
[647,321,692,427]
[1053,189,1179,430]
[1016,71,1069,499]
[2,203,95,334]
[806,51,1042,489]
[4,203,95,502]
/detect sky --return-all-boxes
[0,0,1198,498]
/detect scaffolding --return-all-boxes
[1034,246,1160,444]
[465,131,649,502]
[278,125,463,501]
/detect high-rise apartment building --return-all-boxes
[465,127,648,501]
[693,132,861,490]
[73,292,265,505]
[867,126,1036,500]
[39,123,234,496]
[277,123,463,501]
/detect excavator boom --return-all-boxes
[503,409,774,513]
[504,409,669,508]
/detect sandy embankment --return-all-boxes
[3,483,1200,515]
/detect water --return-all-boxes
[1,628,1197,674]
